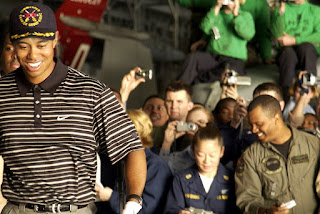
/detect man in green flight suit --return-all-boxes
[235,95,320,214]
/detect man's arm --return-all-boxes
[270,4,286,39]
[0,156,7,213]
[124,150,147,198]
[233,6,255,41]
[235,150,269,213]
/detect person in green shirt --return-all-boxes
[176,0,255,85]
[176,0,272,63]
[271,0,320,91]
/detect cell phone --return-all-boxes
[280,200,296,209]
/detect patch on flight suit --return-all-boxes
[185,194,200,200]
[223,175,229,181]
[262,156,281,174]
[291,154,309,164]
[236,156,244,176]
[185,174,192,179]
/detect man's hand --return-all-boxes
[162,121,186,151]
[120,67,145,103]
[233,0,240,17]
[95,185,113,201]
[123,201,142,214]
[260,205,290,214]
[230,97,248,129]
[214,0,224,15]
[277,33,296,47]
[190,39,207,52]
[279,1,286,15]
[268,204,290,214]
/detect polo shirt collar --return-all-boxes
[16,58,68,96]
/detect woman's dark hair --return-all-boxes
[191,123,224,150]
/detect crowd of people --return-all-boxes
[1,0,320,214]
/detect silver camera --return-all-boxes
[185,207,215,214]
[226,70,251,86]
[176,122,197,132]
[135,69,152,80]
[301,73,320,86]
[222,0,234,5]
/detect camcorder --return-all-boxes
[222,0,234,5]
[185,207,215,214]
[176,122,197,132]
[225,70,251,86]
[135,69,152,80]
[301,73,320,86]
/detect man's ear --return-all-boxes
[187,101,194,111]
[279,100,285,111]
[274,113,281,125]
[53,31,59,48]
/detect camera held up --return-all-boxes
[176,121,197,132]
[135,69,152,80]
[301,73,320,87]
[225,70,251,86]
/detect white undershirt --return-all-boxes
[199,173,214,193]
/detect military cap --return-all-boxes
[9,2,57,42]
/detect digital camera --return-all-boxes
[176,122,197,132]
[135,69,152,80]
[185,207,215,214]
[225,70,251,86]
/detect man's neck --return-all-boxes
[271,126,292,145]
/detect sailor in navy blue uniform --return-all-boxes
[163,125,241,214]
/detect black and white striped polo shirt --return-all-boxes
[0,59,143,205]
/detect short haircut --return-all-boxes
[191,123,224,150]
[253,82,283,101]
[213,98,236,116]
[142,95,165,109]
[127,109,153,148]
[187,106,214,124]
[165,80,193,101]
[248,95,282,118]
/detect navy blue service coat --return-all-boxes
[164,164,241,214]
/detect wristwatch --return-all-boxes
[126,194,143,206]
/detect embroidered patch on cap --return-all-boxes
[19,6,42,27]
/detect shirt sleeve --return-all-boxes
[270,7,285,39]
[163,175,186,214]
[233,11,255,41]
[235,149,271,213]
[93,87,143,164]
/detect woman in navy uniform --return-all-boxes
[164,124,241,214]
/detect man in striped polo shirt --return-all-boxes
[0,2,147,214]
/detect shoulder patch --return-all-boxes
[223,175,229,181]
[185,174,192,179]
[236,155,245,177]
